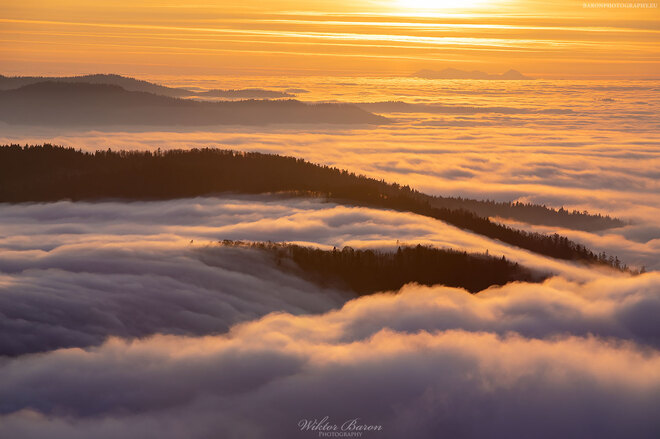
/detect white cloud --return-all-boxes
[5,195,652,357]
[1,273,659,438]
[0,237,348,355]
[2,113,657,268]
[1,77,659,436]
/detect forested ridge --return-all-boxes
[0,144,628,269]
[221,240,544,294]
[428,197,622,231]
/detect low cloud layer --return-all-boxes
[0,77,657,437]
[2,195,652,356]
[3,196,648,278]
[1,77,656,226]
[0,240,348,356]
[1,275,659,438]
[0,195,658,437]
[2,85,656,269]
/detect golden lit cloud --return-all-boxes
[0,0,657,76]
[391,0,490,12]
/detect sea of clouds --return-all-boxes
[1,195,659,438]
[2,78,658,273]
[1,278,659,438]
[0,78,658,437]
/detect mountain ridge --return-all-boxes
[0,81,388,126]
[0,145,629,270]
[0,73,297,99]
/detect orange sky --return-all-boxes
[0,0,658,78]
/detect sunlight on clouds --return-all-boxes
[2,75,656,272]
[2,275,660,438]
[0,0,657,76]
[392,0,489,12]
[0,1,658,437]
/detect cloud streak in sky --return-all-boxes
[1,1,657,77]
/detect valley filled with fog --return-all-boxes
[1,76,659,438]
[3,77,658,269]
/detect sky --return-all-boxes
[1,0,658,77]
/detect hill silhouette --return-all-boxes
[0,73,192,96]
[0,82,387,126]
[221,241,545,294]
[0,73,297,99]
[0,145,628,269]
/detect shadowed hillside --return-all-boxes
[0,145,629,269]
[0,82,387,126]
[0,73,295,99]
[221,241,545,294]
[0,73,192,96]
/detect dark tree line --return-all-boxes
[221,240,544,294]
[428,198,623,231]
[0,144,626,269]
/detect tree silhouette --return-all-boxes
[220,241,545,294]
[0,144,629,270]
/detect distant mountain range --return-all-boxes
[0,81,388,126]
[0,73,295,99]
[413,68,533,80]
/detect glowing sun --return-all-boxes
[394,0,485,10]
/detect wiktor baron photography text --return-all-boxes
[298,417,383,437]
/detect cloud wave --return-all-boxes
[0,240,347,356]
[1,274,659,438]
[3,195,654,357]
